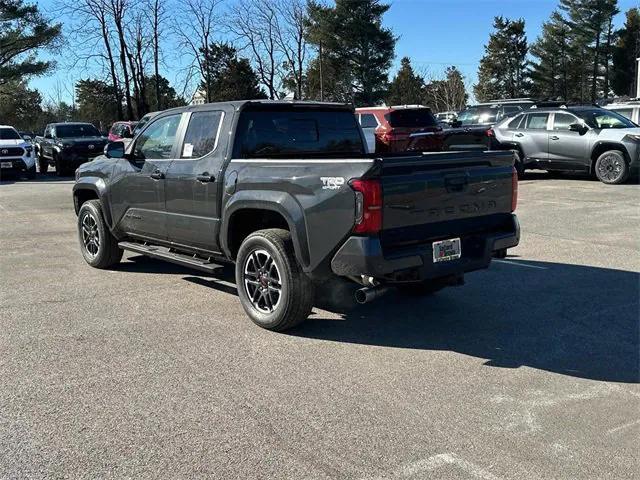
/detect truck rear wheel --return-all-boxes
[77,200,123,269]
[236,229,314,331]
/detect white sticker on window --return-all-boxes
[183,143,194,157]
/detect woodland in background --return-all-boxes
[0,0,638,132]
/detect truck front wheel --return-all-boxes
[77,200,123,269]
[236,229,314,331]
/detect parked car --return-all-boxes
[493,104,639,183]
[356,105,444,153]
[108,121,138,142]
[73,100,519,332]
[443,99,535,151]
[435,111,457,124]
[604,100,640,124]
[0,125,36,179]
[35,122,107,176]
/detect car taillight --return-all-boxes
[511,167,518,212]
[350,178,382,234]
[486,128,495,137]
[381,129,409,142]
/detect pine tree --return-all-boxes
[612,8,640,96]
[559,0,619,101]
[385,57,424,105]
[306,0,395,106]
[530,12,574,100]
[474,16,530,102]
[200,43,266,102]
[0,0,61,91]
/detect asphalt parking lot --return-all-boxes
[1,171,638,479]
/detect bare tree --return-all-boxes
[63,0,124,119]
[173,0,222,103]
[107,0,135,119]
[228,0,282,99]
[145,0,167,109]
[274,0,308,99]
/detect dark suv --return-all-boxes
[443,99,535,151]
[493,105,640,183]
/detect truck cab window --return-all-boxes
[134,114,181,160]
[181,111,223,158]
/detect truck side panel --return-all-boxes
[223,159,375,273]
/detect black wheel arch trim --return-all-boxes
[73,179,113,228]
[221,190,310,269]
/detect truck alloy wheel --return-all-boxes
[243,249,282,313]
[235,229,314,331]
[81,211,101,258]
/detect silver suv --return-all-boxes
[493,105,640,184]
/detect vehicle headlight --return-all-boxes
[624,134,640,142]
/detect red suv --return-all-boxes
[356,105,444,153]
[108,121,138,142]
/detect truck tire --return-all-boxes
[77,200,123,269]
[54,154,64,176]
[26,164,36,179]
[236,228,314,331]
[38,154,48,174]
[595,150,629,185]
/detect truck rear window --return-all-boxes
[234,109,365,158]
[385,109,438,128]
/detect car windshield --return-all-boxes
[386,109,438,128]
[0,128,22,140]
[56,124,101,138]
[456,106,498,126]
[578,110,636,129]
[234,108,365,158]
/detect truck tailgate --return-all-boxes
[379,151,515,248]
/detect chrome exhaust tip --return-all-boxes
[355,285,391,304]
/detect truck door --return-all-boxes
[109,112,184,241]
[164,109,227,252]
[43,126,54,158]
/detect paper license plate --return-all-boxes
[0,162,12,168]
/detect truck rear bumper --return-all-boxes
[331,214,520,282]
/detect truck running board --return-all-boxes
[118,241,224,274]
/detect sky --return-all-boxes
[32,0,639,104]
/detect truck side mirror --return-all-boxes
[105,141,125,159]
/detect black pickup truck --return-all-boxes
[35,122,107,176]
[73,101,520,331]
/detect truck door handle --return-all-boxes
[550,136,560,141]
[150,170,165,180]
[196,172,215,183]
[515,132,524,137]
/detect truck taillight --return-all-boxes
[350,179,382,234]
[511,167,518,212]
[486,128,495,137]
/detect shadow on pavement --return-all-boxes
[116,255,640,383]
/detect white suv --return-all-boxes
[0,125,36,180]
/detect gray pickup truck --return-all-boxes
[73,101,520,331]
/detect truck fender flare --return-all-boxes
[221,190,310,268]
[72,178,113,228]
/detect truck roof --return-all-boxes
[162,99,354,115]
